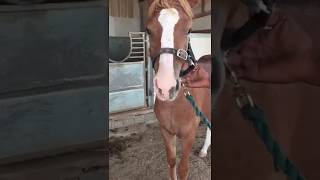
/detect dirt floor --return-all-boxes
[109,122,211,180]
[0,147,107,180]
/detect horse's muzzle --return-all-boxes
[154,78,180,101]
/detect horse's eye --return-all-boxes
[146,28,151,35]
[187,29,192,34]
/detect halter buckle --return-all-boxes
[181,83,190,96]
[233,85,254,108]
[176,49,188,61]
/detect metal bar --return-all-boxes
[131,37,144,40]
[132,42,145,44]
[129,56,145,58]
[132,51,144,53]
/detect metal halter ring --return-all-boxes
[176,49,188,61]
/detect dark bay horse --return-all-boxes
[212,0,320,179]
[146,0,211,179]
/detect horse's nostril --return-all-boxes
[169,85,177,99]
[154,77,178,99]
[154,80,161,94]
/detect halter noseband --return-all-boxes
[151,39,197,77]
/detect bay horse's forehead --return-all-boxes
[158,8,180,27]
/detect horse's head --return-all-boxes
[146,0,199,101]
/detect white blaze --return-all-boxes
[155,8,179,99]
[158,8,179,47]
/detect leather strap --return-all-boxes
[151,42,197,77]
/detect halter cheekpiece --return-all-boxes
[151,38,197,77]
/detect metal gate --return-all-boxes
[109,32,154,114]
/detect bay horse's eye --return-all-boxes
[146,28,151,35]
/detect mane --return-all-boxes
[148,0,193,19]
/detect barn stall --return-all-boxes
[108,0,212,179]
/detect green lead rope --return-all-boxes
[185,92,212,130]
[221,57,306,180]
[184,54,304,179]
[241,104,305,180]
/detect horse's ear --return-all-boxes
[187,0,199,8]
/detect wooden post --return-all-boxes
[201,0,205,13]
[139,0,145,31]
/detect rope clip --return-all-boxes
[234,85,254,108]
[223,58,254,108]
[235,93,254,108]
[181,83,191,96]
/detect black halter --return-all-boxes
[221,0,275,51]
[151,40,197,77]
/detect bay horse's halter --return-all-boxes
[151,36,197,78]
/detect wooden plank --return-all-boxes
[205,0,211,12]
[201,0,205,13]
[109,88,146,113]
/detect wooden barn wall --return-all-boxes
[109,0,141,36]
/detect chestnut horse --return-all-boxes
[214,0,320,85]
[212,0,320,179]
[146,0,211,179]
